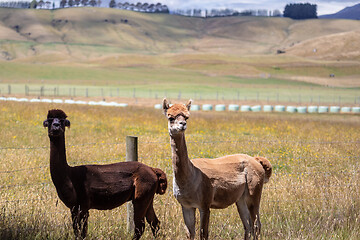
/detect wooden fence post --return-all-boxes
[126,136,138,233]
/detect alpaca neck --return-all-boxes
[170,133,195,185]
[49,136,71,187]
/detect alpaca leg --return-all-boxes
[132,202,147,240]
[181,206,196,240]
[199,208,210,240]
[236,199,252,240]
[132,216,145,240]
[80,210,89,239]
[71,207,81,239]
[145,200,160,237]
[71,207,89,240]
[248,199,261,240]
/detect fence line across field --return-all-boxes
[0,156,126,174]
[1,138,359,151]
[1,153,359,175]
[1,155,359,175]
[2,178,359,191]
[2,84,360,105]
[1,184,359,205]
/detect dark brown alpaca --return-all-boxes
[43,109,167,240]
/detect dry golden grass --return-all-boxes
[1,10,359,239]
[1,101,359,239]
[1,8,360,59]
[285,31,360,61]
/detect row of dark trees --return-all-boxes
[0,1,318,19]
[0,0,101,8]
[59,0,101,8]
[0,0,165,10]
[109,1,169,13]
[284,3,317,19]
[0,0,55,8]
[0,1,30,8]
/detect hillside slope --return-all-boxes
[1,8,360,61]
[285,31,360,61]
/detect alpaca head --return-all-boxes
[152,168,168,195]
[162,98,192,137]
[43,109,70,138]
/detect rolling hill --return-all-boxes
[320,3,360,20]
[0,7,360,90]
[1,7,360,62]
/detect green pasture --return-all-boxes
[0,59,359,104]
[2,82,360,105]
[1,101,360,239]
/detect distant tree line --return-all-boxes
[173,8,283,18]
[113,2,169,13]
[58,0,168,12]
[1,1,316,20]
[283,3,317,19]
[59,0,101,8]
[0,0,56,8]
[0,0,168,11]
[32,0,55,8]
[0,1,30,8]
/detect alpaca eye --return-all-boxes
[169,117,175,122]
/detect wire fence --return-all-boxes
[1,83,360,105]
[1,139,359,151]
[1,138,359,205]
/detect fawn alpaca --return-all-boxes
[162,99,272,240]
[44,109,167,240]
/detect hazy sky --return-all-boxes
[119,0,359,15]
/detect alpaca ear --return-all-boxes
[65,119,71,128]
[162,98,170,115]
[43,120,49,128]
[186,99,192,111]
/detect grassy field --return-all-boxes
[0,8,359,104]
[0,8,359,239]
[1,101,359,239]
[1,57,359,105]
[2,82,360,106]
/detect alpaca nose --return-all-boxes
[179,121,186,126]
